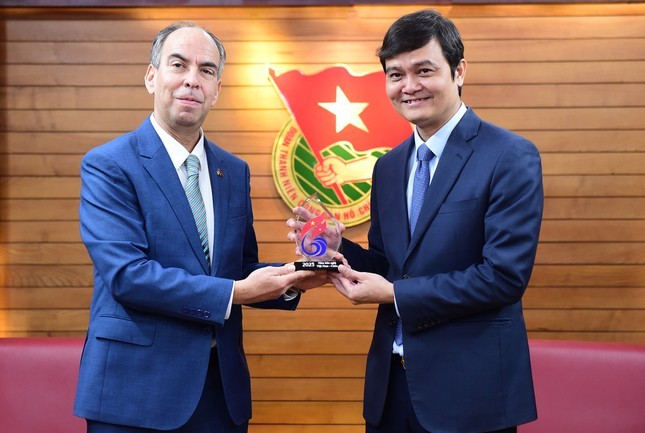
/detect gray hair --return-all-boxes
[149,20,227,79]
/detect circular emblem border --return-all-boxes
[271,119,372,227]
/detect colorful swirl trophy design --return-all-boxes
[294,194,342,270]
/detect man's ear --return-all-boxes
[144,64,156,95]
[211,79,222,108]
[455,59,467,86]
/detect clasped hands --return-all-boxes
[231,206,333,305]
[286,206,394,305]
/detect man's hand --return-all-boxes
[329,264,394,305]
[289,252,348,291]
[233,264,314,304]
[291,268,331,291]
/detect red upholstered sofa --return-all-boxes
[0,338,85,433]
[520,339,645,433]
[1,338,645,432]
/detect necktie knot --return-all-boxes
[417,144,433,162]
[185,154,200,176]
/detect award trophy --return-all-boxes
[293,193,342,270]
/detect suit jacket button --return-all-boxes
[390,319,397,327]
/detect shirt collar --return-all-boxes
[149,114,206,170]
[413,102,467,159]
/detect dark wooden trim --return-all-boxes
[0,0,636,7]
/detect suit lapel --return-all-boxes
[405,110,479,258]
[205,141,227,276]
[138,119,211,274]
[380,136,415,258]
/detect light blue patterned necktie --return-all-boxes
[395,144,435,346]
[184,155,210,269]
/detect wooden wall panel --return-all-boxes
[1,3,644,430]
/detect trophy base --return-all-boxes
[295,260,341,270]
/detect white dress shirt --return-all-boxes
[394,103,468,356]
[150,114,234,322]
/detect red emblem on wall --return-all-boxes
[269,65,412,226]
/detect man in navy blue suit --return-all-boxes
[74,21,317,433]
[311,9,543,433]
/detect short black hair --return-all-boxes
[377,9,464,81]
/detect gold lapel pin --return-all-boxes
[216,169,224,178]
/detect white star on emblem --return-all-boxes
[318,86,369,133]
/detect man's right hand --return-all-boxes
[233,264,314,304]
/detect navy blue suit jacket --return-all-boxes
[342,109,542,432]
[74,118,297,429]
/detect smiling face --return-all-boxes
[144,26,222,147]
[384,38,466,141]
